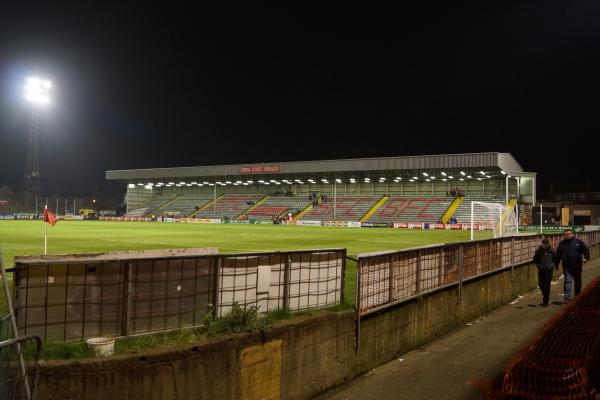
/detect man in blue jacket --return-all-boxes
[554,229,590,303]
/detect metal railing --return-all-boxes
[0,335,42,400]
[12,248,346,342]
[357,231,600,317]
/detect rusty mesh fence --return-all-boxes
[12,248,346,342]
[357,231,600,317]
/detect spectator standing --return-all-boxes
[532,238,555,307]
[554,229,590,303]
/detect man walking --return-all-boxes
[554,229,590,303]
[533,238,555,306]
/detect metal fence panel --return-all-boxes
[13,248,345,341]
[357,231,600,317]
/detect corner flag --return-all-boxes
[44,207,58,225]
[43,205,59,255]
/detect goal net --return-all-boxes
[470,201,518,240]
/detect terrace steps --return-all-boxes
[441,196,464,223]
[360,195,389,222]
[188,195,224,218]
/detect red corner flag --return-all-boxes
[44,207,58,225]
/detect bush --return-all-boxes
[203,302,273,337]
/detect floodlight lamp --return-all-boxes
[460,171,466,176]
[225,181,232,184]
[409,179,414,182]
[480,171,486,175]
[477,178,482,181]
[448,176,454,179]
[442,179,447,182]
[440,172,447,176]
[24,76,52,105]
[145,185,152,189]
[247,180,254,184]
[426,179,431,182]
[459,178,464,181]
[128,184,135,188]
[412,176,418,180]
[500,170,506,175]
[422,172,428,177]
[335,179,342,183]
[467,175,472,179]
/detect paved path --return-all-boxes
[316,258,600,400]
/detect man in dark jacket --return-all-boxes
[533,238,555,306]
[554,229,590,302]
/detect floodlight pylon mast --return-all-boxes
[23,107,41,210]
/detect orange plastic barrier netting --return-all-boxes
[488,277,600,399]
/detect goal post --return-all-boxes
[470,201,519,240]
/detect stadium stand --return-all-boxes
[194,194,264,220]
[156,194,214,217]
[245,196,310,220]
[451,195,507,223]
[367,194,453,223]
[125,207,149,217]
[299,195,380,221]
[107,153,533,224]
[125,194,178,217]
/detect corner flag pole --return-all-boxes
[44,204,48,255]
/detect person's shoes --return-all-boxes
[542,303,549,307]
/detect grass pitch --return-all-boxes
[0,220,470,264]
[0,220,469,325]
[1,220,471,358]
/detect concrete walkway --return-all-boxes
[315,258,600,400]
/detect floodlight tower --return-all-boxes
[22,77,52,211]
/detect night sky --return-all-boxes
[1,3,599,198]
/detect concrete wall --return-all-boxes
[36,242,600,400]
